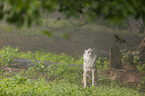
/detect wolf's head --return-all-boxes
[84,48,95,57]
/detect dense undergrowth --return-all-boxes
[0,46,144,96]
[0,76,143,96]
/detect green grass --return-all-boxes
[17,51,82,64]
[0,46,144,95]
[0,76,143,96]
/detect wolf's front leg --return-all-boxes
[83,70,87,87]
[92,68,97,86]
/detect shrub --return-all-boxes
[96,57,109,71]
[121,49,145,73]
[47,63,83,84]
[134,55,145,73]
[0,46,18,66]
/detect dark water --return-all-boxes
[0,22,143,58]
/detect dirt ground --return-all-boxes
[103,68,145,86]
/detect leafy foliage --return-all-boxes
[0,75,143,96]
[114,34,126,44]
[133,55,145,73]
[0,0,145,27]
[0,46,18,66]
[18,51,80,64]
[121,49,145,73]
[0,46,144,95]
[42,30,52,37]
[47,63,83,84]
[96,57,109,72]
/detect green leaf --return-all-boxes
[42,30,52,37]
[64,33,70,40]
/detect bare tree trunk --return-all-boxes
[109,46,122,69]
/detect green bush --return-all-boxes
[18,51,78,64]
[47,63,83,84]
[121,49,145,73]
[0,46,18,66]
[134,56,145,73]
[96,57,109,71]
[0,76,144,96]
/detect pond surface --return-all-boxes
[0,22,142,57]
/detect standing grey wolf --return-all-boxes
[83,48,97,87]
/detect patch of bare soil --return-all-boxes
[103,68,145,84]
[103,68,145,92]
[1,64,28,73]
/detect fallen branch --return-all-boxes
[14,58,83,67]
